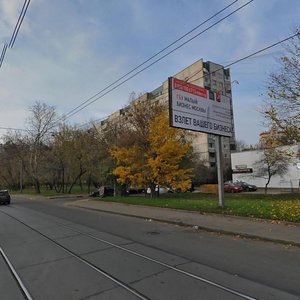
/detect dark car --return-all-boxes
[224,182,243,193]
[127,188,145,195]
[90,186,114,198]
[234,181,257,192]
[0,190,11,205]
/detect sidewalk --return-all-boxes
[70,199,300,247]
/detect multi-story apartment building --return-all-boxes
[97,59,236,182]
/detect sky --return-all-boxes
[0,0,299,145]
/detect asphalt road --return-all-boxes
[0,196,299,300]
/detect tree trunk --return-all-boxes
[34,178,41,194]
[62,166,65,193]
[68,170,87,194]
[149,183,156,198]
[265,172,271,194]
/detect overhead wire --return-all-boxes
[60,0,248,122]
[0,126,29,132]
[9,0,31,48]
[2,32,299,134]
[0,44,8,68]
[0,1,31,131]
[144,32,300,99]
[5,1,297,133]
[0,0,30,70]
[82,31,300,130]
[187,32,300,85]
[78,116,107,128]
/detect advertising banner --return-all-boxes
[169,77,233,137]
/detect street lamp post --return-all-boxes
[216,136,224,208]
[20,160,23,193]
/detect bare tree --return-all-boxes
[26,101,57,193]
[254,148,289,194]
[0,141,22,189]
[125,98,165,149]
[262,29,300,143]
[52,124,108,194]
[1,130,32,191]
[254,129,290,193]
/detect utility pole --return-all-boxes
[216,135,225,207]
[20,160,23,193]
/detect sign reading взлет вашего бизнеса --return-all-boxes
[168,77,233,137]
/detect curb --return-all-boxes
[48,195,85,200]
[69,203,300,248]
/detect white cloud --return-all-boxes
[1,0,300,144]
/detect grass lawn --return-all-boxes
[99,192,300,223]
[13,187,300,223]
[11,186,91,197]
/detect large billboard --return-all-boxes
[169,77,233,137]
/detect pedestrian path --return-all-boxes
[70,199,300,247]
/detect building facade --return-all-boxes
[232,145,300,190]
[97,59,236,183]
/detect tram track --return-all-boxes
[0,246,33,300]
[0,209,149,300]
[0,206,257,300]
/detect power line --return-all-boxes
[0,44,8,68]
[226,33,300,68]
[78,116,108,128]
[0,126,28,132]
[0,32,300,131]
[9,0,31,48]
[0,0,30,70]
[61,0,239,121]
[152,32,300,97]
[83,32,300,129]
[188,32,300,85]
[60,0,248,121]
[3,31,298,133]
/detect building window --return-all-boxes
[224,68,230,78]
[203,62,210,72]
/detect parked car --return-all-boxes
[224,182,243,193]
[89,186,114,197]
[146,186,169,195]
[0,190,11,205]
[127,188,145,195]
[234,181,257,192]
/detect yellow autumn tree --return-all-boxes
[110,112,192,196]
